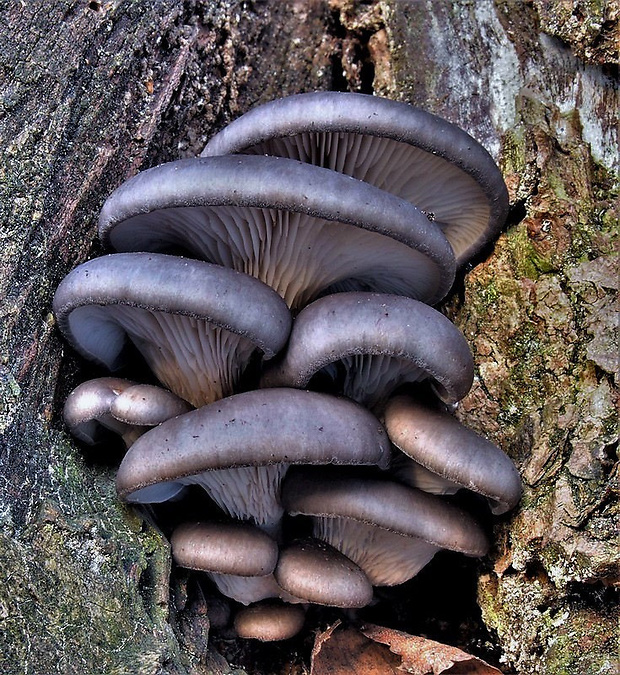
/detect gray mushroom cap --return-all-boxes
[261,292,474,409]
[384,395,522,515]
[116,388,391,532]
[53,252,292,406]
[63,377,138,444]
[63,377,191,446]
[98,155,456,309]
[274,538,373,608]
[282,467,489,584]
[201,92,509,266]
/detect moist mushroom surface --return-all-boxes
[53,252,292,407]
[201,92,509,266]
[384,394,522,514]
[282,466,489,586]
[64,377,191,447]
[98,155,456,309]
[116,388,391,534]
[261,292,474,410]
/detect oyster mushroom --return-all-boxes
[170,521,291,605]
[384,395,522,515]
[274,537,373,608]
[261,292,474,411]
[201,92,509,266]
[116,388,391,536]
[282,467,489,586]
[64,377,191,447]
[234,602,306,641]
[53,252,291,407]
[98,155,456,310]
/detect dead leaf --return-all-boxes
[311,621,401,674]
[360,623,504,675]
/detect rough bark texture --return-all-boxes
[1,1,617,674]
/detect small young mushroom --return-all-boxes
[116,388,391,536]
[282,467,489,586]
[63,377,138,445]
[234,602,306,641]
[201,92,509,266]
[170,521,287,605]
[64,377,191,448]
[274,538,373,608]
[261,292,474,411]
[98,155,456,310]
[384,395,522,515]
[53,252,291,407]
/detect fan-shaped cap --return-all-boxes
[384,395,522,514]
[234,603,306,641]
[63,377,191,447]
[201,92,509,266]
[171,521,278,577]
[116,388,390,531]
[274,538,373,608]
[261,292,474,409]
[53,252,292,406]
[98,155,456,309]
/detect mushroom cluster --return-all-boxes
[54,92,521,643]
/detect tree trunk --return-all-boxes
[1,1,617,674]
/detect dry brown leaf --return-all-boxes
[360,623,504,675]
[311,621,401,674]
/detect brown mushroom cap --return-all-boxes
[234,603,306,641]
[261,292,474,409]
[274,538,373,608]
[171,521,290,605]
[53,252,292,407]
[282,467,489,586]
[63,377,138,444]
[171,521,279,577]
[98,155,456,309]
[110,383,191,426]
[384,395,522,515]
[201,92,509,266]
[116,388,390,532]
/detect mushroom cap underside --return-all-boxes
[261,292,474,405]
[53,252,292,370]
[116,388,391,500]
[201,92,509,265]
[98,155,456,307]
[282,467,489,556]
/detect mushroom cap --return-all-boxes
[170,521,278,577]
[201,92,509,266]
[116,388,391,520]
[98,155,455,308]
[53,252,291,406]
[63,377,137,444]
[384,395,522,515]
[261,292,474,407]
[274,538,373,608]
[234,603,306,641]
[110,383,191,426]
[282,467,489,557]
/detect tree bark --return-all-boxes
[1,1,617,674]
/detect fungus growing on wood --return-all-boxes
[53,252,291,407]
[116,388,391,536]
[261,292,474,411]
[98,155,456,309]
[201,92,509,266]
[384,395,522,515]
[282,467,489,586]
